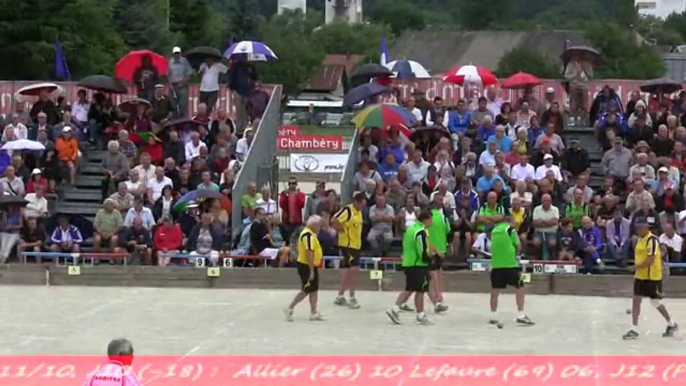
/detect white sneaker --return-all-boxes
[333,296,348,306]
[284,308,294,322]
[309,312,324,321]
[416,314,434,325]
[348,297,361,309]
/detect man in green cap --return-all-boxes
[489,217,534,327]
[386,210,434,325]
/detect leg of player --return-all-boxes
[514,285,534,325]
[286,263,322,322]
[623,295,642,339]
[489,289,502,327]
[347,265,359,308]
[286,292,308,322]
[387,291,413,324]
[654,299,678,337]
[308,291,323,321]
[415,270,433,325]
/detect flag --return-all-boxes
[55,39,70,81]
[380,34,389,67]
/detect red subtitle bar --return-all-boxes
[1,355,686,385]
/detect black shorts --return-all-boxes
[339,247,361,268]
[429,254,443,271]
[404,267,431,292]
[297,262,319,293]
[634,279,663,299]
[490,268,523,290]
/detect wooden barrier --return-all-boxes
[3,265,686,298]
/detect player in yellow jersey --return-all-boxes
[623,218,678,340]
[332,193,366,309]
[284,216,324,322]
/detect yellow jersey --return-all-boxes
[296,227,323,267]
[634,232,662,281]
[334,204,363,250]
[510,207,526,231]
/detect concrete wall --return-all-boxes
[3,265,686,298]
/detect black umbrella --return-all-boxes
[46,213,94,241]
[410,127,450,155]
[185,46,223,68]
[343,83,388,108]
[118,97,152,114]
[0,195,28,209]
[351,63,393,80]
[639,78,683,95]
[163,118,207,131]
[78,75,128,94]
[561,46,602,66]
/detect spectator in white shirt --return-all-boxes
[132,153,155,186]
[24,186,48,219]
[71,89,90,127]
[405,96,423,126]
[485,87,504,117]
[478,141,498,167]
[124,169,146,198]
[510,153,536,182]
[405,150,430,183]
[4,113,27,140]
[146,166,173,205]
[123,197,156,230]
[659,223,683,262]
[627,152,656,185]
[184,131,207,162]
[235,128,254,162]
[198,57,228,113]
[535,154,563,181]
[430,181,456,210]
[510,180,533,208]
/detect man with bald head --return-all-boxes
[117,217,152,265]
[532,193,560,259]
[579,216,604,273]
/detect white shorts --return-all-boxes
[259,248,280,260]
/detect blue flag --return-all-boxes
[380,34,389,66]
[55,39,70,81]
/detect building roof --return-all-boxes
[305,54,364,92]
[389,30,591,74]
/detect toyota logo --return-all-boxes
[294,156,319,172]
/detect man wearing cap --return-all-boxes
[55,126,78,185]
[151,84,174,124]
[167,46,194,117]
[29,89,58,126]
[534,153,563,182]
[652,167,677,196]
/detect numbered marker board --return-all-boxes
[544,264,578,274]
[470,261,490,271]
[521,273,532,283]
[369,270,383,280]
[207,267,220,277]
[532,263,544,274]
[67,266,81,276]
[195,257,206,267]
[222,258,233,268]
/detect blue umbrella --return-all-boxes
[390,60,415,79]
[343,83,388,108]
[224,41,277,62]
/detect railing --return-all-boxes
[339,128,360,205]
[231,85,283,236]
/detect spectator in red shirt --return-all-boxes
[278,176,306,244]
[154,215,183,266]
[26,169,48,194]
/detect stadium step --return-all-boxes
[76,175,105,189]
[87,150,107,163]
[61,189,104,203]
[80,163,104,176]
[55,202,101,216]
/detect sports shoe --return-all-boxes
[333,296,348,306]
[386,309,401,325]
[622,330,639,340]
[516,315,535,326]
[348,298,361,309]
[663,323,679,337]
[284,308,294,322]
[399,303,414,312]
[488,318,500,325]
[309,312,324,321]
[416,314,434,325]
[434,304,449,314]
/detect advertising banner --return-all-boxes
[289,153,348,173]
[278,135,344,151]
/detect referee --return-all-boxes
[624,217,678,340]
[332,192,366,309]
[284,216,324,322]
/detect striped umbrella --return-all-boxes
[351,104,416,130]
[443,65,498,87]
[224,41,277,62]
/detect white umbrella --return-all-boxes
[385,60,431,78]
[1,139,46,151]
[14,83,63,103]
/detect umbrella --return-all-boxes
[46,213,94,240]
[443,65,498,87]
[0,195,28,208]
[118,97,152,114]
[343,83,388,108]
[78,75,128,94]
[174,189,231,212]
[351,103,416,129]
[385,60,431,79]
[185,46,223,68]
[639,78,683,95]
[224,41,277,61]
[501,72,542,90]
[1,140,46,151]
[16,83,61,97]
[561,46,602,66]
[130,132,161,145]
[115,50,168,83]
[352,63,393,80]
[163,118,207,131]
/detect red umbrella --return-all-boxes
[114,50,168,83]
[502,72,542,89]
[443,65,498,87]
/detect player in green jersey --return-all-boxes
[489,217,535,327]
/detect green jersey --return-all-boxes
[402,221,429,268]
[428,209,450,254]
[564,202,588,230]
[477,203,505,232]
[490,222,519,269]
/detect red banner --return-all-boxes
[2,355,686,386]
[277,134,344,151]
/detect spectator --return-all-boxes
[145,167,172,205]
[494,152,511,182]
[127,104,152,133]
[410,181,430,207]
[534,154,563,182]
[246,81,270,123]
[167,47,193,117]
[152,185,177,223]
[557,218,580,261]
[531,137,560,167]
[595,194,619,227]
[28,112,49,140]
[601,137,632,183]
[562,139,590,178]
[255,185,278,225]
[49,215,82,254]
[516,100,536,129]
[510,153,536,182]
[109,182,135,214]
[527,115,544,144]
[0,166,24,197]
[18,217,44,263]
[4,114,28,141]
[565,189,590,230]
[430,180,456,211]
[462,152,478,181]
[627,153,656,185]
[123,197,155,230]
[367,194,395,257]
[117,130,138,161]
[478,141,498,167]
[446,99,471,146]
[25,169,48,194]
[652,168,677,196]
[152,215,182,266]
[475,191,505,234]
[185,131,207,163]
[631,201,661,236]
[101,141,130,200]
[93,198,122,252]
[454,178,480,212]
[117,217,153,265]
[475,116,496,142]
[534,123,565,154]
[653,125,675,157]
[186,212,223,265]
[10,155,29,182]
[133,54,159,102]
[656,183,684,226]
[279,177,305,242]
[198,56,228,113]
[476,165,506,195]
[379,131,405,165]
[472,97,495,127]
[163,130,185,166]
[606,208,631,266]
[396,194,419,233]
[626,179,655,214]
[52,111,74,141]
[124,169,146,199]
[353,161,382,193]
[54,126,78,186]
[71,89,90,129]
[406,150,430,183]
[659,223,683,262]
[485,87,504,117]
[359,135,379,162]
[565,174,594,204]
[0,204,21,263]
[578,216,604,272]
[532,194,560,259]
[503,110,521,141]
[235,128,254,162]
[23,185,48,220]
[510,180,533,208]
[378,152,400,183]
[132,153,155,186]
[433,150,455,189]
[150,84,174,124]
[249,207,286,264]
[241,182,261,219]
[385,179,407,213]
[540,101,564,134]
[487,125,512,152]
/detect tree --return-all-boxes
[311,22,393,59]
[368,0,426,35]
[113,0,177,53]
[496,47,559,78]
[227,0,262,41]
[170,0,225,49]
[458,0,513,30]
[585,23,666,79]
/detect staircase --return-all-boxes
[58,150,107,223]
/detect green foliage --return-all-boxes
[312,22,393,60]
[170,0,225,49]
[458,0,514,30]
[496,47,560,78]
[368,0,425,35]
[584,23,666,80]
[112,0,178,53]
[227,0,262,41]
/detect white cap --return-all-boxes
[31,168,42,175]
[62,126,72,132]
[172,46,181,53]
[658,166,669,173]
[545,87,555,93]
[543,153,554,160]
